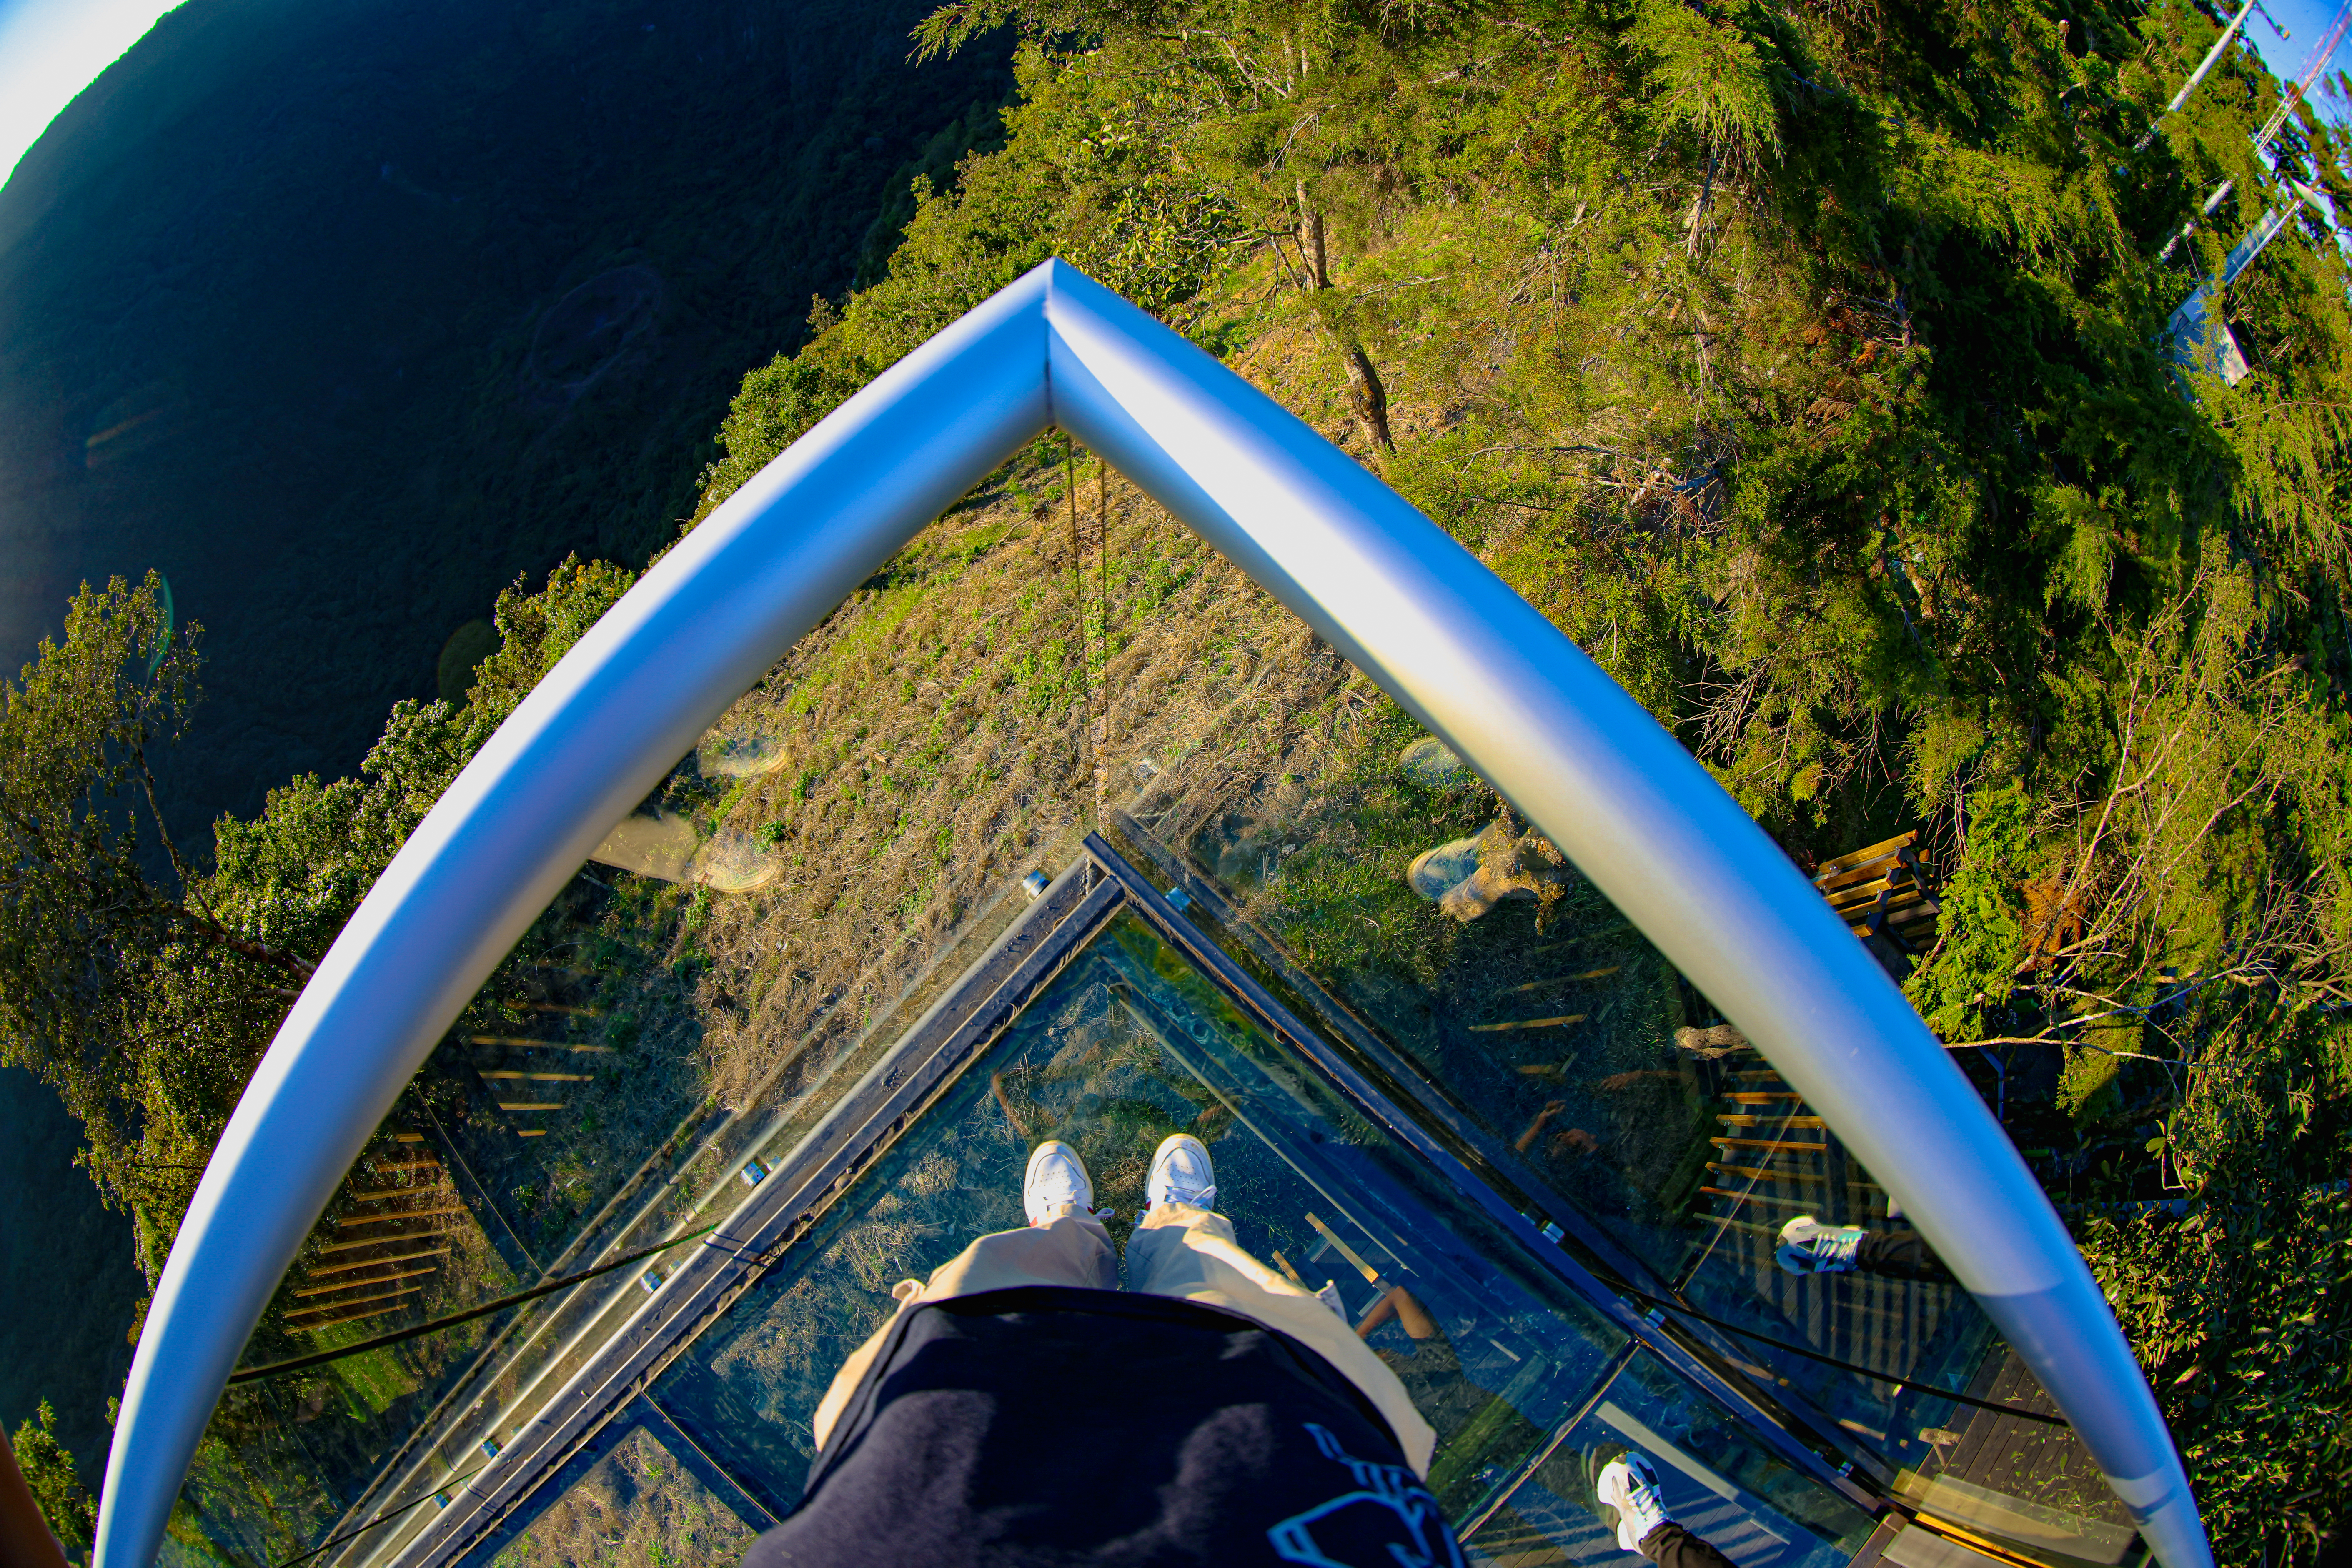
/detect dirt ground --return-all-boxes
[489,1425,757,1568]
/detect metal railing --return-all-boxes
[97,260,2211,1568]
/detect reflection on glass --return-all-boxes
[1112,704,2138,1562]
[650,911,1641,1528]
[168,463,1454,1566]
[173,768,1068,1568]
[1474,1350,1872,1567]
[587,809,701,883]
[173,863,724,1568]
[1150,712,1716,1276]
[161,465,2148,1568]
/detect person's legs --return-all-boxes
[1600,1452,1740,1567]
[1854,1227,1953,1282]
[812,1142,1115,1449]
[1776,1215,1953,1282]
[1123,1135,1438,1475]
[1637,1523,1741,1568]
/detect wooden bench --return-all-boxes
[1813,829,1939,955]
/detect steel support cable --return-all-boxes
[228,1222,720,1385]
[1608,1281,2071,1428]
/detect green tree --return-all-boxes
[10,1401,96,1558]
[683,0,2352,1551]
[0,559,638,1270]
[0,575,310,1245]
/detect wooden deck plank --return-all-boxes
[1813,831,1919,879]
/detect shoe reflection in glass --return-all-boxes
[743,1135,1458,1568]
[1598,1450,1741,1567]
[1776,1214,1954,1282]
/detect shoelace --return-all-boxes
[1611,1465,1669,1534]
[1778,1222,1862,1273]
[1155,1182,1216,1208]
[1809,1227,1862,1268]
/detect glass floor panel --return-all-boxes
[226,814,2124,1568]
[471,1420,761,1568]
[1110,744,2014,1478]
[1106,717,2139,1563]
[1472,1348,1874,1568]
[611,905,1872,1564]
[162,467,2139,1568]
[180,827,1090,1568]
[222,742,2130,1568]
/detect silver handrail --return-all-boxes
[96,260,2210,1568]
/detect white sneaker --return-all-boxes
[1596,1451,1671,1552]
[1776,1215,1866,1275]
[1145,1133,1217,1211]
[1023,1140,1094,1226]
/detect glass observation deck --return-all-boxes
[108,259,2201,1568]
[174,624,2139,1568]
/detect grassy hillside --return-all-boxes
[0,0,1016,844]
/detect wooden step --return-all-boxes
[1709,1161,1883,1191]
[1823,869,1927,908]
[1812,831,1919,880]
[293,1302,410,1333]
[346,1185,451,1213]
[321,1223,466,1250]
[467,1036,616,1053]
[1701,1214,1781,1236]
[1701,1187,1874,1212]
[293,1263,438,1298]
[286,1282,423,1321]
[335,1208,469,1229]
[351,1188,455,1210]
[308,1243,451,1275]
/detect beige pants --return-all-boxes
[809,1202,1438,1475]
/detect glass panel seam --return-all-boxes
[381,872,1129,1568]
[1081,831,1885,1520]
